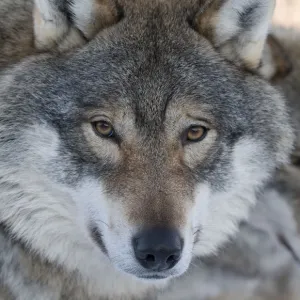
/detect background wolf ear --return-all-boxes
[195,0,275,74]
[33,0,119,52]
[259,34,293,81]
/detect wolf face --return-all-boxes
[0,0,294,287]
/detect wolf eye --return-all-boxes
[92,120,115,138]
[185,126,207,143]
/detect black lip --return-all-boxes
[136,275,168,280]
[90,226,107,255]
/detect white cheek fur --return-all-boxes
[193,138,273,256]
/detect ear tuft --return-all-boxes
[195,0,276,72]
[33,0,119,52]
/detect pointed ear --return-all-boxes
[195,0,275,72]
[259,34,293,81]
[33,0,119,52]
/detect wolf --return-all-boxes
[0,0,295,299]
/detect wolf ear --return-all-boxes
[195,0,275,73]
[259,34,293,81]
[33,0,119,51]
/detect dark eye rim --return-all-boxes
[92,120,115,138]
[182,125,208,144]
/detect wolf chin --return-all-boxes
[0,0,294,299]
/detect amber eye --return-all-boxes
[92,120,115,138]
[186,126,207,142]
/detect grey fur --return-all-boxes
[159,185,300,300]
[159,23,300,300]
[0,0,297,299]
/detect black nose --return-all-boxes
[133,227,183,271]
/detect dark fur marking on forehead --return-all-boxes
[238,2,260,29]
[56,0,75,23]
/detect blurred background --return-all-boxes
[273,0,300,28]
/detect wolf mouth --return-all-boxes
[90,226,107,254]
[136,274,168,280]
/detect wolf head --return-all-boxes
[0,0,294,286]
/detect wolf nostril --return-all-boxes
[145,254,155,263]
[133,227,183,271]
[166,253,179,264]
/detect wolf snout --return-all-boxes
[133,228,183,271]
